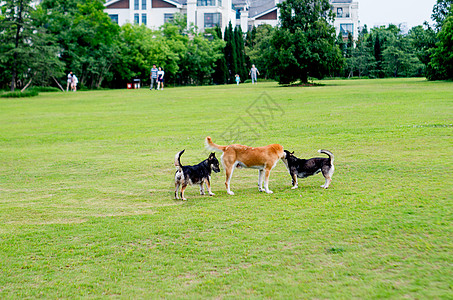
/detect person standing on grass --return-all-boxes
[71,74,78,92]
[150,64,158,90]
[157,67,165,90]
[66,71,73,92]
[235,74,240,85]
[249,65,260,84]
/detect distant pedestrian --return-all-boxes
[157,67,165,90]
[71,74,78,92]
[66,72,73,92]
[249,65,260,84]
[150,64,158,90]
[235,74,240,85]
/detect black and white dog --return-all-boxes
[174,150,221,200]
[282,149,335,189]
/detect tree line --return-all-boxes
[0,0,451,92]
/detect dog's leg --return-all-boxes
[224,164,236,195]
[321,176,331,189]
[291,173,299,189]
[175,182,180,199]
[258,169,265,192]
[263,168,273,194]
[204,178,215,196]
[199,183,205,195]
[321,165,334,189]
[180,184,188,200]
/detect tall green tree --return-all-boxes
[432,0,453,30]
[179,29,225,85]
[382,36,422,77]
[245,24,275,79]
[234,26,247,80]
[37,0,120,88]
[110,23,179,88]
[223,22,237,83]
[352,27,376,77]
[428,16,453,80]
[212,27,228,84]
[269,0,344,84]
[0,0,63,91]
[372,32,384,77]
[408,24,437,68]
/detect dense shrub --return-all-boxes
[1,90,39,98]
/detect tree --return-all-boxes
[178,28,225,85]
[427,16,453,80]
[245,24,275,79]
[110,23,179,88]
[432,0,453,30]
[347,26,375,78]
[269,0,344,84]
[37,0,120,89]
[408,24,437,67]
[212,27,228,84]
[234,26,247,80]
[0,0,63,91]
[223,22,237,83]
[373,32,384,77]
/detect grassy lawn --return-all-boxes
[0,78,452,298]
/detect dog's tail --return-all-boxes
[174,149,185,170]
[318,149,334,163]
[205,136,226,152]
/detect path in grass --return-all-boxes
[0,78,452,298]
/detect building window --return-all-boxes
[336,7,343,18]
[164,13,174,23]
[142,14,147,25]
[134,0,139,10]
[142,0,146,10]
[236,9,240,20]
[109,14,119,24]
[204,13,221,28]
[340,23,353,37]
[134,13,139,24]
[198,0,216,6]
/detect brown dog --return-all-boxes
[205,136,285,195]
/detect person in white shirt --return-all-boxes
[249,65,260,84]
[66,72,73,92]
[157,67,165,90]
[71,74,78,92]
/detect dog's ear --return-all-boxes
[209,152,216,158]
[291,151,294,155]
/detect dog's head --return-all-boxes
[208,152,221,173]
[283,150,295,159]
[282,150,297,166]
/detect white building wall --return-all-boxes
[105,0,359,39]
[240,9,249,33]
[331,1,359,40]
[107,8,132,25]
[186,0,197,28]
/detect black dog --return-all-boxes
[282,150,335,189]
[174,150,221,200]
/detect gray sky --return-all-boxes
[358,0,437,29]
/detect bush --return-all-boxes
[0,90,39,98]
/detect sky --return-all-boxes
[358,0,438,29]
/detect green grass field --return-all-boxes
[0,78,452,298]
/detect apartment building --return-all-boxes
[104,0,359,39]
[330,0,359,40]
